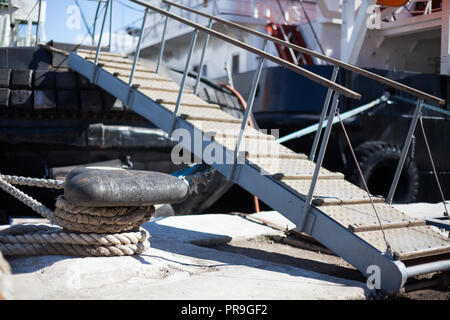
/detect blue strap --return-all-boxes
[393,95,450,116]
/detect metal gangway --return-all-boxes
[66,0,450,294]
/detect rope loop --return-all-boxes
[0,174,154,257]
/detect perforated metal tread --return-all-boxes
[77,49,126,57]
[103,66,172,81]
[116,76,185,93]
[74,51,450,262]
[282,179,386,206]
[163,105,241,123]
[86,57,149,72]
[320,203,425,232]
[246,156,344,180]
[141,89,218,107]
[357,226,450,260]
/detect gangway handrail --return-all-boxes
[67,1,450,293]
[162,0,445,106]
[128,0,361,100]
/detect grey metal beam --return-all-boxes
[156,5,171,74]
[309,66,340,161]
[193,18,213,96]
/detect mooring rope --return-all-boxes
[0,174,152,257]
[1,174,65,189]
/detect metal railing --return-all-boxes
[160,0,447,217]
[90,0,446,231]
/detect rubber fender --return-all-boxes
[57,90,79,112]
[0,69,11,88]
[34,70,56,89]
[0,88,10,108]
[55,71,77,90]
[10,90,33,111]
[34,90,56,111]
[10,70,33,89]
[64,167,190,207]
[348,141,419,204]
[80,90,102,113]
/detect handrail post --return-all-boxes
[169,29,199,136]
[309,66,340,161]
[109,0,113,51]
[193,18,213,96]
[35,0,42,45]
[298,92,340,232]
[156,5,171,74]
[228,39,268,181]
[386,98,424,204]
[92,0,110,82]
[126,8,148,106]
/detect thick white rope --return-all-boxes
[0,174,152,257]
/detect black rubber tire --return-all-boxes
[348,141,419,204]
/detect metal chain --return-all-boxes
[418,116,449,219]
[336,110,392,253]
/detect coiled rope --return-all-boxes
[0,174,153,257]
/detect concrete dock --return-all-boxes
[5,202,449,300]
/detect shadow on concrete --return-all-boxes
[7,255,70,274]
[143,220,367,290]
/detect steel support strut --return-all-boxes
[228,40,268,181]
[309,66,340,161]
[36,0,42,45]
[386,98,424,204]
[92,0,110,82]
[169,29,199,136]
[193,18,213,96]
[156,5,171,74]
[126,8,148,106]
[109,0,113,50]
[299,92,340,232]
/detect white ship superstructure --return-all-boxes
[0,0,46,47]
[133,0,448,77]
